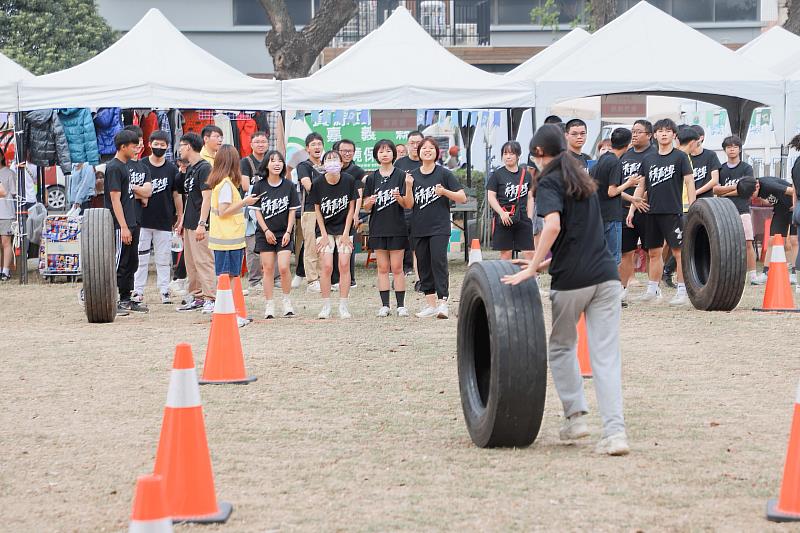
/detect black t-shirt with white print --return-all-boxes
[620,145,655,209]
[536,171,619,291]
[296,159,323,211]
[570,151,591,169]
[486,165,531,218]
[410,165,463,238]
[640,148,693,215]
[104,157,136,229]
[178,159,212,231]
[363,168,407,238]
[128,159,151,226]
[757,177,793,210]
[719,161,754,214]
[141,158,178,231]
[589,151,623,222]
[252,177,300,234]
[309,174,358,236]
[690,149,721,199]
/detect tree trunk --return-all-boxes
[786,0,800,35]
[259,0,358,79]
[588,0,617,30]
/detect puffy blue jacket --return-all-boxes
[94,108,122,156]
[57,108,99,165]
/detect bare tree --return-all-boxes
[786,0,800,35]
[587,0,617,30]
[259,0,358,79]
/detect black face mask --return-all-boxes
[151,147,167,158]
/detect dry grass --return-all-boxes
[0,253,798,532]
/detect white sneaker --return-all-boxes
[291,275,303,289]
[264,300,275,319]
[415,306,437,318]
[436,302,449,319]
[595,432,630,456]
[559,414,590,441]
[634,289,661,303]
[131,291,144,303]
[169,279,187,295]
[242,287,250,296]
[160,292,172,304]
[397,306,410,317]
[318,302,331,319]
[331,283,339,292]
[339,301,352,319]
[668,292,689,307]
[307,280,321,293]
[236,316,249,328]
[791,272,797,285]
[620,287,628,302]
[750,273,767,285]
[376,306,391,317]
[201,300,215,314]
[282,298,295,317]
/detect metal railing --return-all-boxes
[330,0,491,47]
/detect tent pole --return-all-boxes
[14,111,28,285]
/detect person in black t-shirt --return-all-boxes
[252,150,300,319]
[627,118,695,306]
[309,150,358,319]
[334,139,365,289]
[788,134,800,283]
[487,141,533,260]
[713,135,761,285]
[133,130,182,305]
[410,137,466,319]
[104,129,151,313]
[503,124,628,457]
[395,131,424,277]
[689,125,721,199]
[297,132,325,292]
[363,140,413,317]
[122,125,153,232]
[240,131,269,292]
[565,119,591,169]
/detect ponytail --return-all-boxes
[530,124,597,200]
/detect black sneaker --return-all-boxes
[116,302,131,316]
[127,301,149,313]
[414,280,423,293]
[176,298,204,312]
[0,273,10,282]
[350,280,357,288]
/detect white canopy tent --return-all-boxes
[535,1,786,143]
[506,28,590,82]
[0,52,33,111]
[18,8,280,110]
[737,26,800,77]
[282,6,534,109]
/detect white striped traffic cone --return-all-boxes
[128,474,172,533]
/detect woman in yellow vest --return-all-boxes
[206,145,259,281]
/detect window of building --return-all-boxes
[617,0,759,23]
[232,0,313,26]
[500,0,587,25]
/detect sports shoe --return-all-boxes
[436,302,449,319]
[415,306,437,318]
[750,273,767,285]
[350,280,357,288]
[264,300,275,319]
[414,280,423,293]
[397,306,410,317]
[559,414,590,441]
[669,292,689,307]
[376,306,391,317]
[404,269,414,278]
[634,289,661,303]
[662,272,676,289]
[595,432,630,456]
[242,287,249,296]
[248,281,263,293]
[161,292,172,304]
[339,301,352,319]
[0,273,10,282]
[274,278,282,289]
[201,300,215,314]
[78,288,85,307]
[291,275,303,289]
[318,302,331,319]
[169,278,188,295]
[282,297,295,317]
[176,298,203,312]
[307,280,321,293]
[620,287,628,302]
[116,304,130,316]
[331,283,339,292]
[130,291,144,303]
[236,316,249,328]
[791,272,797,285]
[120,300,149,313]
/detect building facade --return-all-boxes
[97,0,781,76]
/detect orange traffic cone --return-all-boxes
[754,235,799,313]
[468,239,482,265]
[767,381,800,521]
[128,474,172,532]
[200,275,256,384]
[577,313,592,378]
[230,275,251,323]
[153,344,232,523]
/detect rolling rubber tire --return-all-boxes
[681,198,746,311]
[457,260,547,448]
[81,208,117,323]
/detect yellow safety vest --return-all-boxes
[209,177,246,251]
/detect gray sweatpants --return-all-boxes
[549,279,625,437]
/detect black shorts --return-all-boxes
[368,235,409,251]
[492,216,533,251]
[621,209,646,253]
[644,213,683,250]
[254,230,293,254]
[770,205,797,237]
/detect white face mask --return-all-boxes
[324,161,342,173]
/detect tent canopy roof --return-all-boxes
[283,6,534,109]
[738,26,800,77]
[506,28,590,81]
[19,8,280,110]
[0,51,33,111]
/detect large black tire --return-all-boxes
[81,208,117,323]
[682,198,746,311]
[457,260,547,448]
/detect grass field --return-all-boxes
[1,253,799,531]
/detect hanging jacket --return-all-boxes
[67,163,96,205]
[237,116,258,158]
[182,110,213,135]
[94,108,123,156]
[23,110,72,173]
[213,113,235,145]
[140,111,159,157]
[156,111,174,162]
[58,108,99,165]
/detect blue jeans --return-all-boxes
[604,221,622,264]
[213,248,244,277]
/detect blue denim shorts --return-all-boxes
[214,248,245,277]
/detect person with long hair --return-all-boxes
[252,150,300,318]
[487,141,533,260]
[787,133,800,288]
[363,140,414,317]
[504,124,628,456]
[204,145,259,322]
[409,136,467,319]
[310,150,358,319]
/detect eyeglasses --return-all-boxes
[568,132,586,137]
[339,149,354,154]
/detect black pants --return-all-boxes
[172,250,186,279]
[116,226,140,302]
[414,234,450,299]
[403,211,413,272]
[296,243,305,277]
